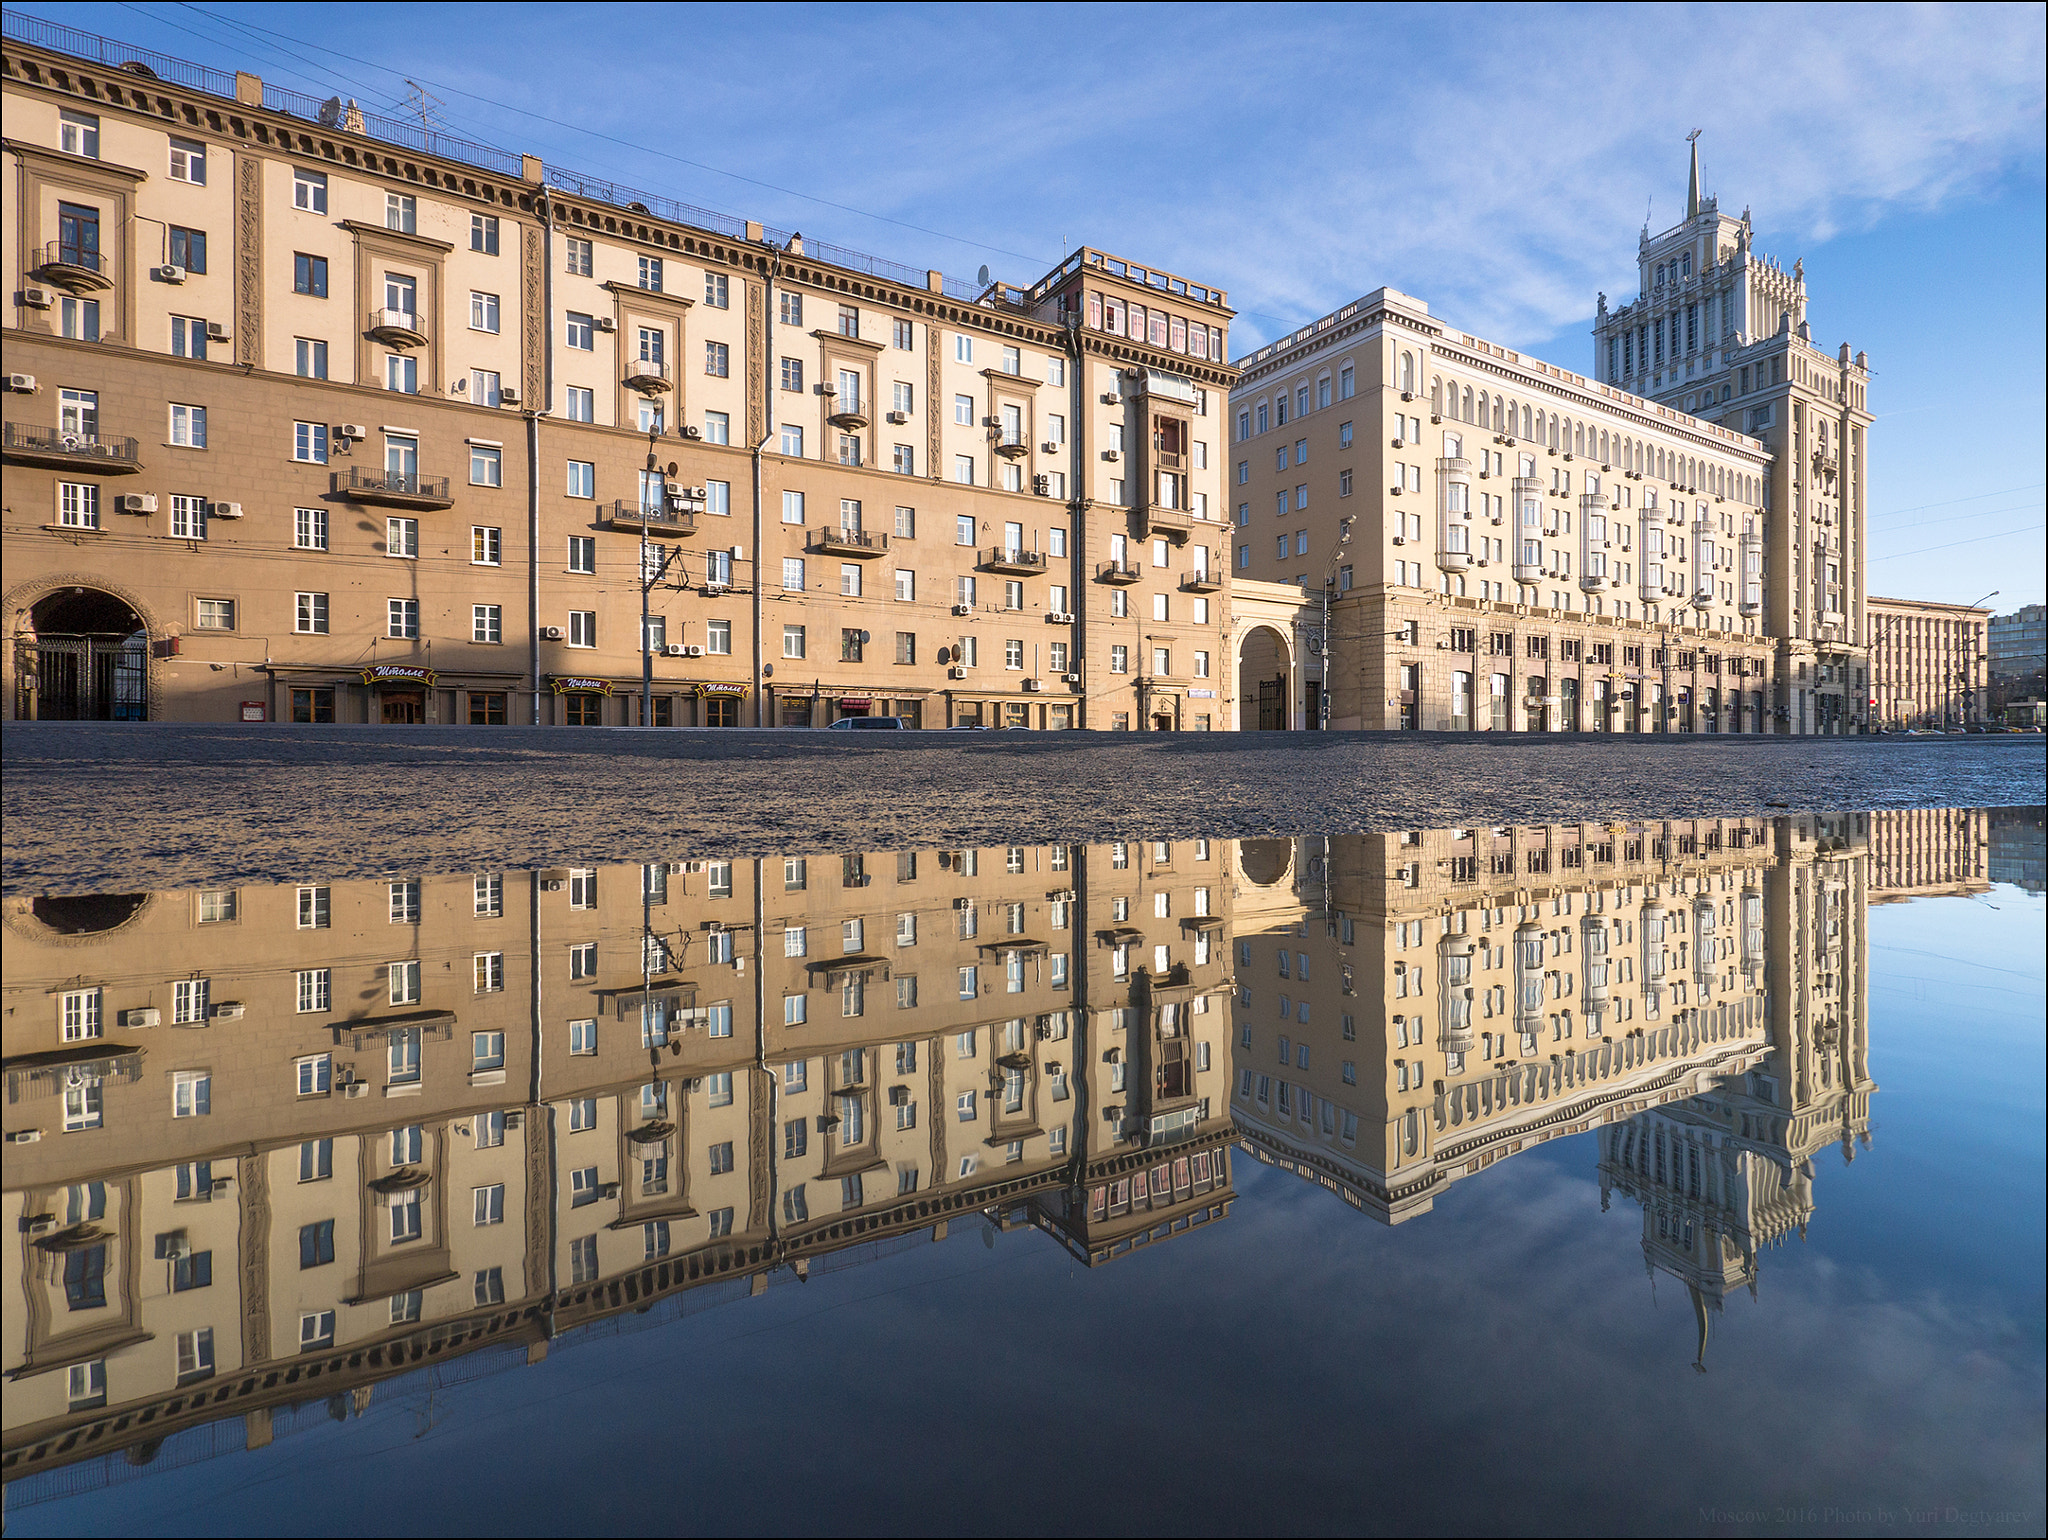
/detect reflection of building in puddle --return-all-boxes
[1868,808,1987,903]
[1,839,1236,1493]
[1600,810,1874,1367]
[1231,817,1822,1222]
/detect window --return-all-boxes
[565,385,595,423]
[60,109,100,158]
[783,625,806,659]
[470,443,503,486]
[954,334,973,364]
[172,1070,211,1117]
[567,535,596,574]
[169,137,206,184]
[703,410,731,446]
[57,481,99,530]
[706,340,730,377]
[196,598,235,631]
[568,610,597,647]
[289,419,331,465]
[782,557,806,592]
[293,591,330,635]
[954,455,975,485]
[839,303,861,338]
[385,191,416,233]
[566,311,594,350]
[558,235,593,277]
[297,1054,332,1096]
[60,989,102,1043]
[169,403,207,448]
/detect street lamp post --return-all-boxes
[638,429,707,728]
[1955,591,1999,731]
[1314,517,1353,732]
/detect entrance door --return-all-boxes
[381,690,425,724]
[1152,713,1174,732]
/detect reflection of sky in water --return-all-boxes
[7,865,2042,1537]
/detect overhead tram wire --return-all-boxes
[147,1,1312,337]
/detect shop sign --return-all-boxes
[362,664,438,686]
[240,701,268,722]
[1188,689,1217,699]
[550,676,613,697]
[696,682,748,698]
[838,698,874,709]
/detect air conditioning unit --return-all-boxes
[599,1181,622,1200]
[1063,671,1082,685]
[701,582,728,595]
[1023,678,1043,693]
[681,643,706,657]
[151,264,187,284]
[499,386,521,405]
[7,372,38,392]
[210,1002,245,1021]
[343,1081,370,1100]
[156,1230,192,1260]
[20,288,54,310]
[817,383,838,396]
[888,1085,910,1106]
[663,643,688,656]
[1041,440,1059,453]
[1046,611,1073,624]
[593,316,616,332]
[204,320,230,341]
[207,501,244,519]
[952,603,973,616]
[541,625,565,640]
[680,424,703,439]
[8,1130,44,1145]
[504,1110,523,1128]
[1102,448,1120,462]
[885,410,908,424]
[116,493,158,515]
[684,861,707,873]
[1392,536,1405,546]
[953,897,973,910]
[948,665,968,679]
[122,1007,161,1028]
[336,423,367,441]
[1101,392,1121,405]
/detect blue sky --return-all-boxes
[23,2,2047,609]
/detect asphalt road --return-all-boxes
[4,724,2042,892]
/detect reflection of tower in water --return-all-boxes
[1597,811,1873,1367]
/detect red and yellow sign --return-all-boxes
[549,676,613,696]
[362,664,437,686]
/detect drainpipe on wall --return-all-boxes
[1064,316,1086,727]
[750,252,781,727]
[528,185,558,727]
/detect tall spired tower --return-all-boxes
[1593,139,1875,735]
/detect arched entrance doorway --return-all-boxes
[1238,625,1293,730]
[17,589,149,720]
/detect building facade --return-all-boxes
[1866,595,1991,730]
[2,21,1238,729]
[1230,287,1779,733]
[1987,603,2045,722]
[1594,142,1873,734]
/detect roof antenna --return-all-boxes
[400,79,445,133]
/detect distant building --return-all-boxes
[1988,604,2046,680]
[1988,807,2045,893]
[1867,596,1991,730]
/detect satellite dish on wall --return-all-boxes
[977,264,991,286]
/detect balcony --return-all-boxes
[341,465,453,510]
[827,399,870,429]
[608,499,698,536]
[3,422,141,474]
[624,357,673,394]
[1179,571,1223,593]
[811,525,888,558]
[1151,447,1186,472]
[1438,547,1473,572]
[1135,504,1191,541]
[993,435,1030,460]
[366,307,427,348]
[980,546,1047,575]
[1096,559,1142,584]
[32,241,111,292]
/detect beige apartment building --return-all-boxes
[1,835,1235,1481]
[1230,287,1779,733]
[1867,595,1991,730]
[1232,144,1871,734]
[2,21,1237,729]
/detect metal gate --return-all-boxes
[1257,675,1286,731]
[15,635,148,720]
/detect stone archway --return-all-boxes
[5,573,163,722]
[1237,624,1295,730]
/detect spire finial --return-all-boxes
[1686,130,1703,219]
